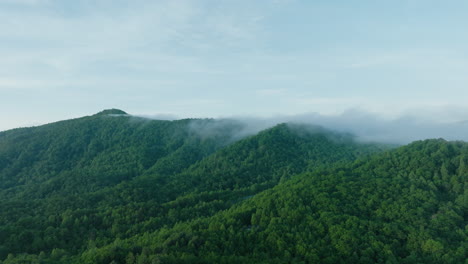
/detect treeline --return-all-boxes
[1,110,465,263]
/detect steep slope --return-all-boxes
[0,113,386,263]
[0,111,240,198]
[93,139,466,264]
[0,110,246,259]
[79,123,384,241]
[117,123,385,203]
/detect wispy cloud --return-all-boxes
[220,106,468,144]
[255,88,287,96]
[0,0,267,90]
[134,104,468,144]
[0,0,49,6]
[2,0,468,135]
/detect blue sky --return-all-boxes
[2,0,468,132]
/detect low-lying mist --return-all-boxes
[136,108,468,144]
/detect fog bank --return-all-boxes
[136,107,468,144]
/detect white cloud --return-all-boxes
[215,106,468,144]
[0,0,269,93]
[255,88,287,96]
[0,0,49,6]
[1,0,468,136]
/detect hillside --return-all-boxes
[0,110,387,263]
[74,139,468,264]
[0,112,231,197]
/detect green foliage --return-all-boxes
[1,110,465,263]
[115,138,463,263]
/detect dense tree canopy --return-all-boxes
[0,110,465,263]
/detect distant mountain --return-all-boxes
[94,109,129,116]
[1,110,465,263]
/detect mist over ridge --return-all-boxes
[1,106,466,263]
[3,107,468,145]
[135,107,468,144]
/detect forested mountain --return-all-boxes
[114,139,464,264]
[0,110,466,264]
[0,109,240,198]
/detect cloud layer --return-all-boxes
[2,1,468,134]
[181,107,468,144]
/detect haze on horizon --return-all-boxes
[1,0,468,141]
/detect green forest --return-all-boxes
[0,110,466,264]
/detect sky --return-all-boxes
[2,0,468,140]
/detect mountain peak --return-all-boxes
[94,109,128,116]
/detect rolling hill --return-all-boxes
[0,110,466,264]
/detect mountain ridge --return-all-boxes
[0,110,465,264]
